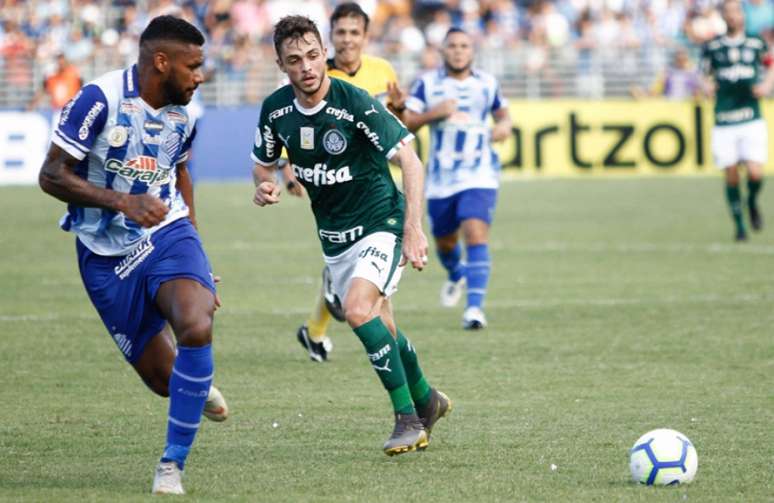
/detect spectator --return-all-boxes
[28,52,82,110]
[743,0,774,38]
[631,47,703,99]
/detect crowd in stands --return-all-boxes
[1,0,772,107]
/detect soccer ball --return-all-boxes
[629,428,698,485]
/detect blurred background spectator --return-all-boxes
[0,0,771,108]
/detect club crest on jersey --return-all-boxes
[106,156,170,185]
[323,129,347,155]
[301,127,314,150]
[107,126,129,147]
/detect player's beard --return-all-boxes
[445,60,472,76]
[163,78,193,106]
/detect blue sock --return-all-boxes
[466,244,491,308]
[161,344,213,470]
[437,243,465,282]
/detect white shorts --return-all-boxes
[323,232,404,303]
[711,119,768,169]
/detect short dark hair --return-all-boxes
[273,16,323,57]
[330,2,370,32]
[140,15,205,47]
[444,26,469,41]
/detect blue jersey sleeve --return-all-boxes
[52,84,108,160]
[491,81,506,113]
[405,78,427,113]
[178,125,197,163]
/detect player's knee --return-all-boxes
[146,376,170,397]
[436,235,457,253]
[344,301,371,328]
[176,315,213,347]
[725,166,740,185]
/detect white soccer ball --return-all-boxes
[629,428,698,485]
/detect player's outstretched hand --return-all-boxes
[400,222,429,271]
[386,81,407,112]
[253,181,281,206]
[432,98,458,121]
[752,83,770,99]
[213,275,222,310]
[122,193,169,228]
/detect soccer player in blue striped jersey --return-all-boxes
[38,16,228,495]
[404,27,512,330]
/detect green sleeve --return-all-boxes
[353,88,413,159]
[251,99,281,165]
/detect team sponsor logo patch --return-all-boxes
[78,102,105,140]
[301,127,314,150]
[323,129,347,155]
[142,133,161,145]
[120,101,140,114]
[166,110,187,124]
[263,125,276,158]
[326,106,354,122]
[254,126,263,149]
[106,156,171,185]
[292,163,352,186]
[107,126,129,147]
[357,121,383,151]
[269,105,293,121]
[144,120,164,131]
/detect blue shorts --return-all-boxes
[427,188,498,237]
[76,218,216,364]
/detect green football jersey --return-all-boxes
[702,35,770,126]
[252,78,414,256]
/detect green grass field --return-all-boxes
[1,177,773,502]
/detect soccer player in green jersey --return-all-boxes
[251,15,451,456]
[701,0,774,241]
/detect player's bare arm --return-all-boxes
[176,160,196,228]
[390,145,428,270]
[753,59,774,98]
[39,144,169,227]
[491,107,513,142]
[403,98,457,132]
[252,161,282,206]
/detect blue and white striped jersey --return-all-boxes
[52,65,196,256]
[406,68,507,199]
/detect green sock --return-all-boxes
[396,329,432,409]
[725,184,745,233]
[353,318,415,415]
[748,178,763,211]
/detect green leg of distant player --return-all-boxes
[746,161,764,232]
[724,165,746,240]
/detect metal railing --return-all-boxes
[1,45,686,109]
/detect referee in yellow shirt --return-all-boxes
[287,2,408,362]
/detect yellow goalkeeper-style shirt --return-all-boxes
[326,54,398,104]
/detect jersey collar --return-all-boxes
[294,98,328,116]
[721,34,746,46]
[327,57,362,77]
[438,66,480,80]
[124,65,140,98]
